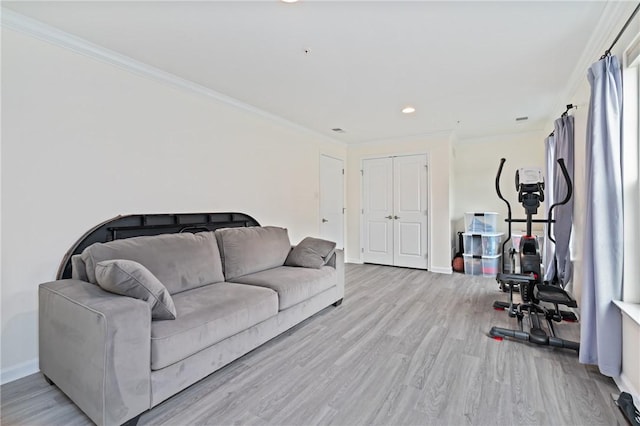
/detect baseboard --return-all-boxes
[1,358,39,385]
[615,373,640,398]
[345,257,363,264]
[430,266,453,274]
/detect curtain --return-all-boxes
[544,116,575,286]
[579,55,624,376]
[543,134,556,281]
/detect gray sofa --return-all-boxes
[38,226,344,426]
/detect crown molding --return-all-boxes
[348,129,454,147]
[548,1,639,122]
[1,8,345,147]
[455,128,548,146]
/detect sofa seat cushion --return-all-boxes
[230,266,337,311]
[150,282,278,370]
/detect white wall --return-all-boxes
[0,29,346,383]
[345,133,453,273]
[453,131,547,237]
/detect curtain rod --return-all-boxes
[601,2,640,59]
[549,104,576,137]
[547,4,639,138]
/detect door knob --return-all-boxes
[322,218,329,223]
[394,215,400,219]
[385,215,393,219]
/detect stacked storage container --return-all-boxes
[462,212,503,277]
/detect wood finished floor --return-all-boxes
[1,264,626,426]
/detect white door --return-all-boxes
[393,155,428,268]
[362,157,394,265]
[319,155,344,249]
[362,155,428,269]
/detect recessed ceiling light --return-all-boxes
[281,0,299,3]
[402,106,416,114]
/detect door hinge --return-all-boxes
[343,208,346,214]
[361,209,364,214]
[342,169,345,175]
[361,248,364,253]
[360,169,364,176]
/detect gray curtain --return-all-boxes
[579,55,623,376]
[544,116,574,286]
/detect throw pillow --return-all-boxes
[285,237,336,269]
[95,259,177,320]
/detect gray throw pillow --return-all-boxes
[95,259,177,320]
[285,237,336,269]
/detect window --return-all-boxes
[622,33,640,302]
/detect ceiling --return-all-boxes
[3,1,612,143]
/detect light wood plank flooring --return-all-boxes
[1,264,626,425]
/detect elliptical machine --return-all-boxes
[489,158,579,352]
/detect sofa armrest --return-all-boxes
[39,280,151,426]
[327,249,345,300]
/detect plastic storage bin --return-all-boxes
[481,233,503,256]
[464,212,498,233]
[511,234,544,252]
[462,233,483,256]
[463,254,502,277]
[511,233,523,252]
[481,254,501,277]
[463,232,503,256]
[463,254,482,275]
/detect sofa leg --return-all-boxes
[332,298,343,307]
[43,375,54,386]
[122,413,143,426]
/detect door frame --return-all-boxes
[359,152,430,269]
[319,153,345,250]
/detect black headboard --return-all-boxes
[57,212,260,280]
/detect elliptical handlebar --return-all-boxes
[496,158,512,273]
[555,159,572,206]
[496,158,512,218]
[495,158,508,206]
[547,158,572,244]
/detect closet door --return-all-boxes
[393,155,428,269]
[362,155,429,269]
[362,158,394,265]
[319,155,344,249]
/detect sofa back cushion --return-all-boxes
[215,226,291,280]
[81,231,224,294]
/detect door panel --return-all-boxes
[362,158,393,265]
[319,155,344,249]
[368,221,390,253]
[397,162,422,212]
[393,155,428,269]
[398,222,422,256]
